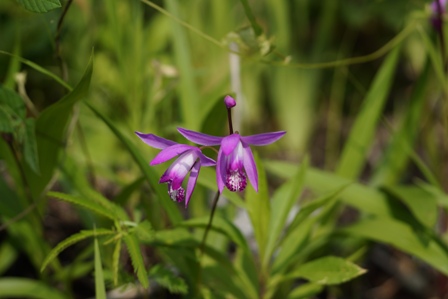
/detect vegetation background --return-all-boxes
[1,0,448,298]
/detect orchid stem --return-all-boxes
[199,191,221,256]
[196,191,220,296]
[227,108,234,134]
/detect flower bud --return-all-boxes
[224,95,236,108]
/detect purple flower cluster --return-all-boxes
[136,96,285,207]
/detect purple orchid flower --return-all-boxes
[135,132,216,207]
[431,0,447,32]
[177,128,286,193]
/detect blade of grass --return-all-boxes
[263,157,308,269]
[371,61,430,186]
[337,46,401,179]
[94,236,107,299]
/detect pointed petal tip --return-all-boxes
[177,127,223,146]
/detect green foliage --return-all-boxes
[41,229,115,272]
[337,46,401,179]
[0,87,39,173]
[94,237,107,299]
[287,256,366,285]
[15,0,61,13]
[149,265,188,295]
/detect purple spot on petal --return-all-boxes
[168,183,185,203]
[225,169,247,192]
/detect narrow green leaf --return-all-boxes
[272,185,347,275]
[24,55,93,199]
[112,238,122,286]
[0,278,65,299]
[239,0,263,37]
[85,102,182,225]
[60,159,129,221]
[385,185,437,228]
[264,158,308,267]
[149,265,188,295]
[47,191,120,221]
[165,0,200,129]
[41,229,114,272]
[288,256,366,285]
[23,119,39,174]
[123,234,149,288]
[16,0,61,13]
[233,249,259,299]
[371,61,430,186]
[0,51,71,91]
[341,217,448,275]
[245,152,270,264]
[3,40,21,89]
[337,46,401,179]
[94,237,107,299]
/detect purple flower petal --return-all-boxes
[177,127,222,146]
[241,131,286,146]
[221,134,241,155]
[185,161,200,207]
[135,132,177,149]
[159,150,198,189]
[216,147,226,193]
[199,153,216,167]
[150,144,196,165]
[242,144,258,192]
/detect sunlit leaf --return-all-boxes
[288,256,366,285]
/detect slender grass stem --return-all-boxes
[55,0,73,82]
